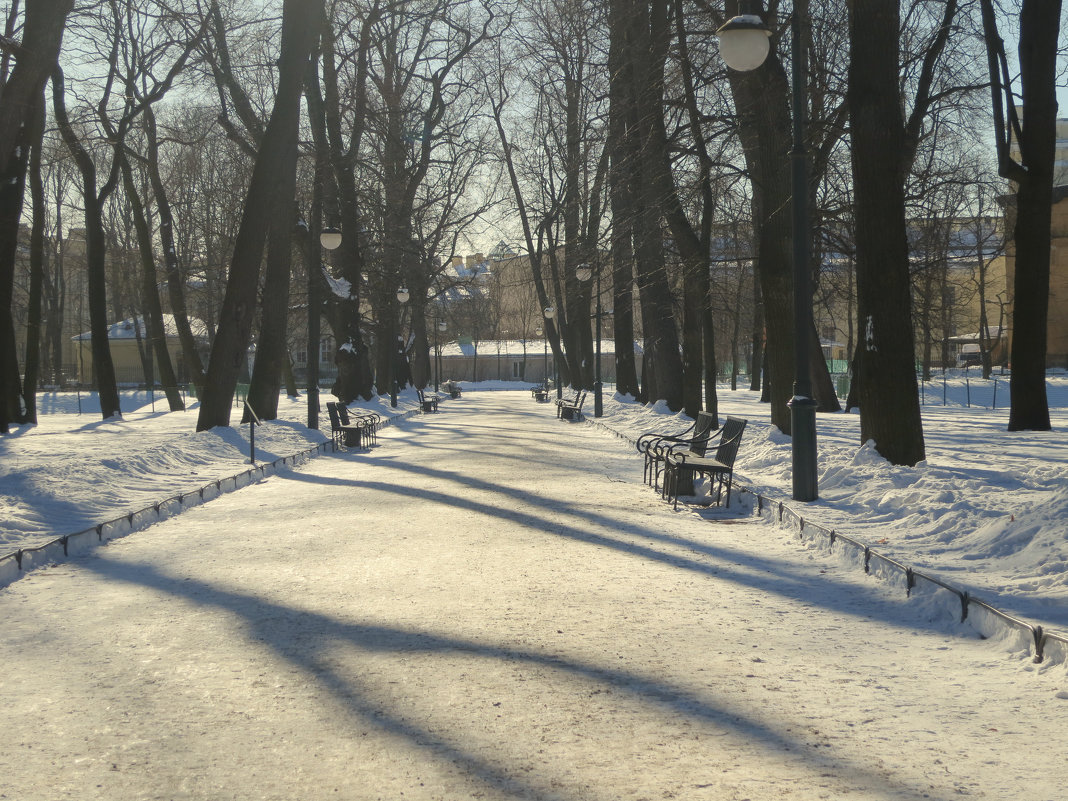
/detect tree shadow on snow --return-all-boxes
[80,554,954,801]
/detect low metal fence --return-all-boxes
[747,490,1068,664]
[591,416,1068,665]
[1,408,418,590]
[0,441,333,590]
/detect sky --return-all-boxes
[2,379,1068,800]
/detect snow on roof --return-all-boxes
[438,339,643,358]
[73,315,209,342]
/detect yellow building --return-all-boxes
[1002,117,1068,368]
[73,315,209,386]
[1002,187,1068,369]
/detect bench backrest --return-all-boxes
[575,390,587,410]
[336,404,355,425]
[326,402,343,430]
[687,411,719,457]
[712,416,747,467]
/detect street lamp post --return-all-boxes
[435,318,446,392]
[717,2,817,502]
[310,226,342,430]
[576,263,604,418]
[543,306,561,399]
[536,328,546,386]
[393,286,409,408]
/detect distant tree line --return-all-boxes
[0,0,1063,461]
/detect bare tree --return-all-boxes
[0,0,74,432]
[196,0,320,430]
[979,0,1061,431]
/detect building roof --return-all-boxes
[73,315,209,342]
[439,339,643,358]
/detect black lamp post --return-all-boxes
[536,327,546,385]
[576,263,604,418]
[393,286,409,408]
[435,318,446,392]
[310,226,342,430]
[543,306,561,399]
[717,1,817,501]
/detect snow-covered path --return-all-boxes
[1,393,1065,800]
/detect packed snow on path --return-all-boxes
[4,373,1067,635]
[2,389,1067,801]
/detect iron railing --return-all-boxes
[748,491,1068,664]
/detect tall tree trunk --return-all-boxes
[22,98,48,423]
[727,58,794,432]
[117,151,184,411]
[0,0,73,427]
[749,273,763,393]
[319,16,375,403]
[244,184,299,421]
[0,95,32,430]
[144,106,206,393]
[52,67,122,420]
[978,0,1059,430]
[0,0,72,177]
[623,0,683,409]
[196,0,318,430]
[848,0,925,465]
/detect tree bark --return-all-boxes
[0,95,32,430]
[0,0,72,431]
[0,0,73,177]
[847,0,925,464]
[52,67,123,420]
[244,191,300,421]
[196,0,319,430]
[22,97,47,423]
[978,0,1059,431]
[319,15,375,403]
[727,61,794,432]
[116,151,185,411]
[615,0,683,409]
[144,106,206,392]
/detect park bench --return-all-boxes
[417,389,439,412]
[637,411,719,490]
[326,402,379,449]
[442,380,462,399]
[530,383,550,402]
[556,390,587,421]
[663,416,747,510]
[342,405,380,445]
[326,402,363,449]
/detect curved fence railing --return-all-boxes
[747,491,1068,665]
[1,409,422,590]
[0,440,334,590]
[587,416,1068,666]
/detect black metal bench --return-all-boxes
[342,405,380,445]
[417,389,439,412]
[663,416,747,509]
[326,402,379,449]
[442,380,462,399]
[556,390,587,420]
[637,411,719,490]
[530,384,550,402]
